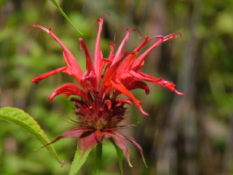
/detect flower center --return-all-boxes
[71,91,126,130]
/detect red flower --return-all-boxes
[33,14,183,167]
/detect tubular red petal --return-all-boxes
[100,51,128,94]
[33,24,50,33]
[116,99,132,106]
[105,100,112,110]
[163,33,181,41]
[111,79,139,105]
[117,35,149,73]
[32,66,66,84]
[111,79,148,115]
[132,37,164,71]
[117,35,166,74]
[117,51,138,74]
[174,89,184,95]
[120,77,150,95]
[127,80,150,95]
[94,15,105,84]
[138,105,149,116]
[108,43,115,61]
[49,83,87,102]
[33,25,84,84]
[139,72,183,95]
[111,29,131,66]
[129,71,183,95]
[79,38,93,69]
[79,38,97,88]
[113,77,150,97]
[131,33,180,71]
[102,42,115,72]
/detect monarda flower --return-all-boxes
[32,14,183,168]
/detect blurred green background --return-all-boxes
[0,0,233,175]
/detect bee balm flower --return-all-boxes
[32,14,183,167]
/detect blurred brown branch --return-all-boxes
[152,0,202,174]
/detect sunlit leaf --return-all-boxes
[215,12,233,34]
[69,147,94,175]
[0,107,61,164]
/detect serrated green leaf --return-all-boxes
[69,147,94,175]
[111,140,124,175]
[0,107,61,164]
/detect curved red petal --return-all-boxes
[128,80,150,94]
[49,83,87,102]
[94,15,105,84]
[129,71,183,95]
[111,29,132,66]
[33,25,84,84]
[110,79,139,105]
[79,38,97,88]
[132,33,180,71]
[100,29,133,93]
[116,99,132,106]
[100,51,129,94]
[138,105,149,116]
[117,35,149,73]
[163,33,181,41]
[140,72,183,95]
[108,43,115,61]
[104,99,112,110]
[132,37,164,71]
[174,89,184,95]
[110,79,148,116]
[32,66,66,84]
[121,77,150,95]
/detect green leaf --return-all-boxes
[69,147,94,175]
[111,140,124,175]
[50,0,83,35]
[0,107,61,164]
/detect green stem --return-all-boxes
[50,0,83,35]
[94,144,102,175]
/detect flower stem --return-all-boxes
[93,143,102,175]
[50,0,83,35]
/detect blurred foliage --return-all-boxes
[0,0,233,175]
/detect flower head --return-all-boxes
[33,14,183,167]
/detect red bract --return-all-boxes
[33,14,183,167]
